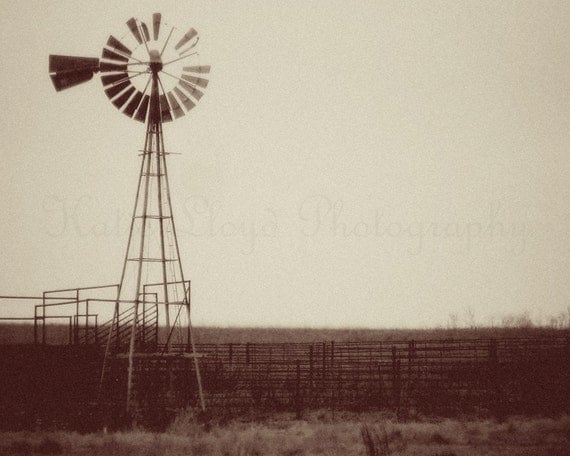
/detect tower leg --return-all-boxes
[99,74,205,416]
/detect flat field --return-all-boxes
[0,412,568,455]
[1,323,568,345]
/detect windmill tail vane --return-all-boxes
[45,13,209,415]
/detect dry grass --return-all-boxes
[1,412,568,455]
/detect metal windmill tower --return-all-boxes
[48,13,209,413]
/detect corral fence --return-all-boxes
[194,337,570,417]
[0,336,569,429]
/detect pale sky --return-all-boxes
[0,0,569,328]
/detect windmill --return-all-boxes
[48,13,209,414]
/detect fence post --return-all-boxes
[337,363,343,412]
[331,341,336,413]
[377,362,383,409]
[408,340,415,376]
[295,359,302,419]
[488,338,501,416]
[391,345,397,396]
[392,346,401,418]
[322,342,326,379]
[85,299,90,343]
[309,345,314,401]
[565,336,570,410]
[33,305,38,345]
[73,315,79,345]
[41,296,46,345]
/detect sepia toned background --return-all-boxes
[0,0,568,328]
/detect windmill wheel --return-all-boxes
[49,13,210,124]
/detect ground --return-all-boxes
[1,411,568,455]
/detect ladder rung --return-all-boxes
[126,258,177,263]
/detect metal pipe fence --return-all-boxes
[0,335,568,429]
[189,337,570,416]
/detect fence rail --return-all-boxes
[1,336,569,429]
[190,337,570,416]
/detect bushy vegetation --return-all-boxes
[1,411,569,455]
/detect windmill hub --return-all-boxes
[148,49,163,74]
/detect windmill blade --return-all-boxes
[179,80,204,101]
[167,92,184,119]
[153,13,161,40]
[107,36,132,56]
[127,17,143,44]
[101,72,128,87]
[112,86,135,110]
[173,87,196,111]
[51,15,209,124]
[141,23,150,42]
[100,61,128,73]
[183,65,210,74]
[159,93,173,122]
[134,94,150,123]
[181,74,209,89]
[178,38,199,57]
[123,91,144,117]
[49,55,100,91]
[104,80,131,99]
[174,28,197,51]
[102,48,129,63]
[179,41,199,57]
